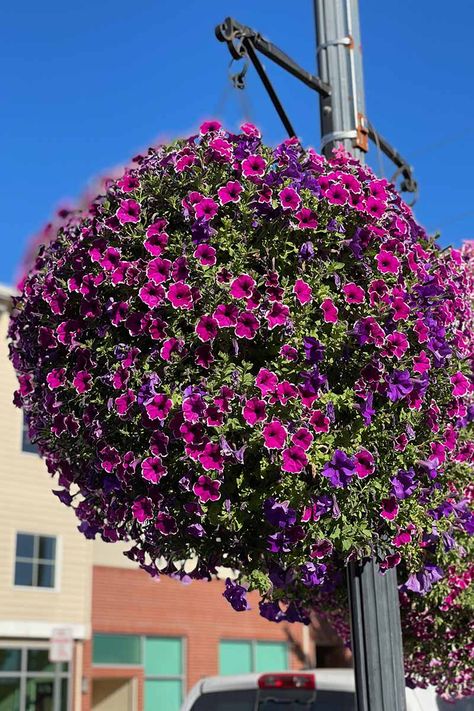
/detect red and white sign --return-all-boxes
[49,627,74,663]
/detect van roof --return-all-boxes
[201,668,355,694]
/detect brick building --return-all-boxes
[1,285,335,711]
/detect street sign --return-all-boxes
[49,627,74,663]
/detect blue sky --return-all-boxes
[1,0,473,285]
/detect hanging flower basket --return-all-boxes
[9,123,473,624]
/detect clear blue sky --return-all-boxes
[1,1,473,285]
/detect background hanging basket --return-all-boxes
[9,122,473,626]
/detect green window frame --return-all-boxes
[0,646,70,711]
[219,639,289,676]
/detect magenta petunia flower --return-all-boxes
[155,512,177,536]
[235,311,259,339]
[354,449,375,478]
[218,180,243,205]
[240,121,260,137]
[198,442,224,472]
[310,539,334,559]
[139,282,165,308]
[383,331,409,359]
[194,197,219,221]
[46,368,66,390]
[73,370,92,394]
[376,250,400,274]
[293,279,312,304]
[281,446,308,474]
[291,428,313,451]
[147,257,172,285]
[167,282,193,310]
[279,187,301,211]
[144,230,168,256]
[193,474,221,502]
[380,496,399,521]
[392,297,410,321]
[241,154,266,178]
[141,456,167,484]
[262,420,287,450]
[450,371,470,397]
[413,318,429,343]
[266,302,289,330]
[365,196,386,219]
[325,183,349,205]
[321,298,339,323]
[131,497,153,523]
[280,345,298,361]
[116,199,141,224]
[209,137,233,160]
[199,119,222,134]
[230,274,256,299]
[255,368,278,396]
[413,351,431,374]
[309,410,330,433]
[276,380,298,404]
[99,247,121,271]
[117,174,140,192]
[343,282,365,304]
[194,244,216,266]
[213,303,239,327]
[195,344,214,369]
[115,389,136,416]
[242,397,267,426]
[195,315,219,342]
[160,337,183,361]
[182,394,206,423]
[145,393,173,421]
[295,208,318,229]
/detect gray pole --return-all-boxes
[314,2,407,711]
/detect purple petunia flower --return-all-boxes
[264,498,296,528]
[385,370,413,402]
[321,449,355,488]
[223,578,250,612]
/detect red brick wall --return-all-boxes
[81,565,309,709]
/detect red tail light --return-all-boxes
[258,673,316,690]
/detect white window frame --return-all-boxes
[13,532,60,592]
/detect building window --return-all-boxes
[22,413,39,454]
[14,533,56,588]
[92,634,184,711]
[0,647,70,710]
[219,640,288,676]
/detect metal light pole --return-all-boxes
[216,6,412,710]
[315,2,407,710]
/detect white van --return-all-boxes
[180,668,474,710]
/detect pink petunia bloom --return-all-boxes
[99,247,121,271]
[256,368,278,396]
[141,457,167,484]
[206,405,223,427]
[309,410,330,433]
[294,279,312,304]
[295,208,318,229]
[182,394,206,423]
[131,497,153,523]
[280,345,298,361]
[194,198,218,221]
[116,199,141,224]
[266,302,289,330]
[195,344,214,369]
[139,282,165,308]
[193,244,216,266]
[180,421,204,444]
[321,298,339,323]
[213,303,239,327]
[240,122,261,137]
[200,120,222,134]
[392,297,410,321]
[117,174,140,192]
[47,368,66,390]
[209,137,233,159]
[175,153,196,172]
[218,180,243,205]
[241,154,267,178]
[246,288,261,311]
[413,351,431,374]
[343,283,365,304]
[73,370,92,394]
[383,331,409,359]
[380,496,399,521]
[279,187,301,211]
[282,446,308,474]
[147,257,172,285]
[193,474,221,502]
[242,397,267,426]
[198,443,224,472]
[365,196,386,219]
[235,311,260,339]
[276,380,298,404]
[195,315,219,342]
[115,389,136,416]
[230,274,256,299]
[450,371,470,397]
[145,393,173,421]
[354,449,375,478]
[262,420,287,450]
[167,282,193,310]
[325,183,349,205]
[144,230,168,256]
[292,428,313,451]
[160,337,183,361]
[413,318,429,343]
[376,250,400,274]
